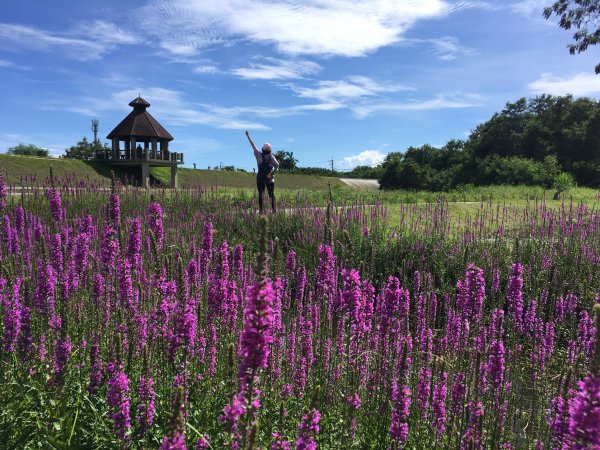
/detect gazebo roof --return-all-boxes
[107,96,174,141]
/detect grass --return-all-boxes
[0,154,119,186]
[151,167,349,191]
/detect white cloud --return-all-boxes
[0,22,138,60]
[194,65,220,74]
[290,76,414,103]
[0,59,28,70]
[140,0,456,57]
[340,149,386,169]
[528,72,600,96]
[73,20,140,45]
[352,93,483,118]
[510,0,547,16]
[427,36,475,60]
[42,87,271,130]
[232,57,321,80]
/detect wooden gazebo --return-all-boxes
[96,96,184,188]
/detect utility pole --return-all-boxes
[91,119,99,144]
[328,157,334,172]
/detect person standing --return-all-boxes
[246,130,279,213]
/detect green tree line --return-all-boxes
[378,94,600,190]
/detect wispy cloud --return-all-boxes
[339,149,386,169]
[352,93,484,118]
[509,0,547,16]
[529,72,600,96]
[426,36,475,60]
[140,0,457,57]
[0,21,139,60]
[42,87,271,130]
[0,59,28,70]
[232,57,321,80]
[194,65,220,75]
[290,76,414,103]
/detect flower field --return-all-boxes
[0,176,599,449]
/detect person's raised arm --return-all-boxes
[270,153,280,171]
[245,130,260,157]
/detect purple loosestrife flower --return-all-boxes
[296,408,321,450]
[461,401,484,450]
[200,221,213,275]
[286,250,296,275]
[3,277,22,353]
[488,339,506,394]
[219,241,230,279]
[50,233,63,275]
[148,201,164,251]
[417,366,432,416]
[271,432,291,450]
[238,279,275,383]
[341,269,362,330]
[118,257,135,309]
[14,205,25,234]
[45,188,63,223]
[316,244,336,300]
[413,270,421,295]
[432,372,448,440]
[100,226,119,274]
[390,382,411,445]
[88,339,102,394]
[128,217,142,271]
[465,263,485,323]
[53,333,72,384]
[450,372,466,418]
[507,263,524,334]
[138,375,156,434]
[524,299,537,334]
[491,267,500,294]
[17,305,32,358]
[234,244,244,284]
[578,310,596,361]
[550,395,570,448]
[160,432,187,449]
[566,373,600,448]
[0,174,6,211]
[107,368,131,441]
[195,435,210,449]
[108,193,121,227]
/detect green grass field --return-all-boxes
[0,154,118,186]
[2,154,598,228]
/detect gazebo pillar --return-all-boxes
[130,137,136,160]
[112,138,119,160]
[141,162,150,189]
[151,139,157,159]
[170,165,178,189]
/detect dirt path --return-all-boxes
[339,178,379,190]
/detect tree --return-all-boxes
[544,0,600,73]
[63,137,108,160]
[7,143,49,157]
[274,150,299,172]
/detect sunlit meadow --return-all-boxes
[0,173,599,449]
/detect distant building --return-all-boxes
[96,96,183,188]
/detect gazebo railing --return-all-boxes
[95,148,183,163]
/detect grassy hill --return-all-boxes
[0,154,349,192]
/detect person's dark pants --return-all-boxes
[257,181,275,212]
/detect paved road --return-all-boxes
[339,178,380,190]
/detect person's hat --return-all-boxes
[262,143,272,152]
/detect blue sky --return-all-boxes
[1,0,599,172]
